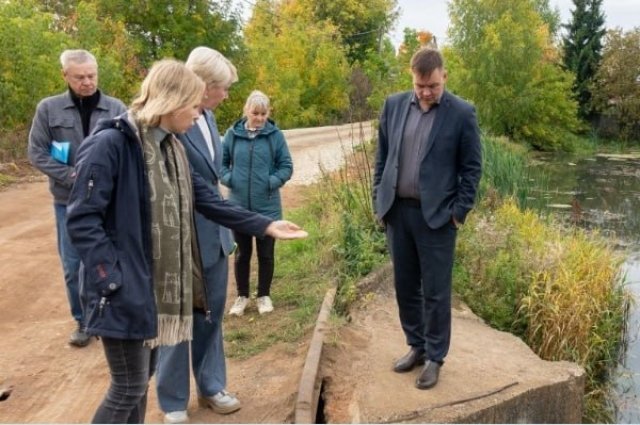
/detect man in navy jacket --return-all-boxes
[373,47,482,390]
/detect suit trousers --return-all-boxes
[385,199,457,362]
[155,253,229,412]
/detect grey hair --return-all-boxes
[243,90,270,115]
[60,49,97,71]
[186,46,238,87]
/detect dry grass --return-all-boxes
[455,199,627,422]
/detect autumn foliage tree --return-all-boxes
[298,0,398,65]
[0,0,141,160]
[0,1,67,134]
[591,28,640,141]
[447,0,580,150]
[92,0,244,68]
[242,0,350,128]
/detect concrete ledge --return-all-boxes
[320,264,586,423]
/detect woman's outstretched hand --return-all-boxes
[265,220,308,240]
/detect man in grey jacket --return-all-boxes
[28,49,127,347]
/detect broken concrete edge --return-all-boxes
[294,287,337,424]
[293,264,394,424]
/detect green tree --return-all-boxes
[298,0,398,64]
[243,0,350,128]
[358,38,406,117]
[532,0,561,40]
[0,1,69,131]
[592,28,640,141]
[562,0,606,120]
[448,0,579,150]
[90,0,243,67]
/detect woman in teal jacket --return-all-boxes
[221,90,293,316]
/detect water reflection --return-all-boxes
[616,258,640,423]
[531,152,640,423]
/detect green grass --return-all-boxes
[0,173,15,188]
[223,197,334,359]
[223,137,387,358]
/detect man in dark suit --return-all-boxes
[155,47,240,424]
[373,47,482,390]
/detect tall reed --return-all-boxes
[480,135,549,210]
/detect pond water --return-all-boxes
[530,152,640,422]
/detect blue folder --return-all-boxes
[51,141,70,164]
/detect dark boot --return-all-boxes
[415,360,441,389]
[69,322,90,347]
[393,347,425,373]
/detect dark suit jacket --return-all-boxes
[373,90,482,229]
[177,110,235,268]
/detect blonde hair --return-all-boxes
[186,46,238,87]
[130,59,205,127]
[243,90,270,117]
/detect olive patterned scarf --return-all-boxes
[140,124,199,348]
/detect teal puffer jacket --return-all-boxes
[221,118,293,219]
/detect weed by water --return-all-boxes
[480,135,550,211]
[455,199,627,423]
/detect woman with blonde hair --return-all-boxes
[221,90,293,316]
[155,47,242,424]
[66,60,305,424]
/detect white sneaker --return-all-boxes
[198,390,241,414]
[229,296,249,316]
[164,410,188,424]
[257,296,274,314]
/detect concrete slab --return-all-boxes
[321,264,585,423]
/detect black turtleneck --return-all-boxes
[70,89,101,137]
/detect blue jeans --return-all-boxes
[54,203,83,324]
[92,338,157,424]
[156,255,228,412]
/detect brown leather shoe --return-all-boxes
[393,347,425,373]
[415,360,441,389]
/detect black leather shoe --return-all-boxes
[415,360,441,389]
[393,347,425,373]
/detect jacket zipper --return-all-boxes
[247,140,254,210]
[86,173,95,199]
[98,296,106,317]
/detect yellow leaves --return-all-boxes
[416,30,433,46]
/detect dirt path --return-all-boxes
[0,122,373,423]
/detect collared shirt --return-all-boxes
[396,93,439,200]
[149,126,169,145]
[149,126,171,165]
[196,114,215,161]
